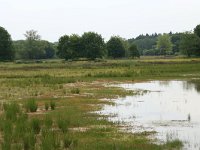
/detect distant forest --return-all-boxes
[0,24,200,61]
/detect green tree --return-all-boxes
[179,32,200,57]
[107,36,126,58]
[57,34,82,60]
[81,32,105,60]
[0,26,14,60]
[24,30,46,59]
[156,34,172,55]
[129,44,140,58]
[194,24,200,38]
[68,34,82,59]
[57,35,70,59]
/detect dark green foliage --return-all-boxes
[25,99,38,112]
[129,44,140,58]
[107,36,126,58]
[57,34,82,60]
[57,35,70,59]
[179,32,200,57]
[14,30,56,60]
[81,32,105,60]
[194,24,200,38]
[30,118,41,134]
[128,33,159,55]
[50,100,56,110]
[0,26,14,60]
[171,33,182,54]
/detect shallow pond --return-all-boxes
[99,80,200,150]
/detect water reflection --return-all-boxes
[99,80,200,150]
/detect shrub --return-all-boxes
[25,99,38,112]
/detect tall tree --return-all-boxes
[57,35,82,60]
[24,30,42,59]
[57,35,70,59]
[81,32,105,60]
[0,26,14,60]
[194,24,200,38]
[68,34,82,59]
[156,34,172,55]
[179,32,200,57]
[107,36,126,58]
[129,44,140,58]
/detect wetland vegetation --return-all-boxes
[0,58,200,149]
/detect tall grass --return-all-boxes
[25,99,38,112]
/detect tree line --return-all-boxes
[0,25,200,61]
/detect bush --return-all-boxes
[25,99,38,112]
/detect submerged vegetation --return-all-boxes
[0,58,199,149]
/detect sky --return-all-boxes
[1,0,200,42]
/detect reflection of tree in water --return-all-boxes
[185,80,200,93]
[158,81,170,87]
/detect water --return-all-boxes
[99,80,200,150]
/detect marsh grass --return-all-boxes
[71,88,80,94]
[30,118,41,134]
[57,117,70,133]
[45,102,49,111]
[44,115,53,129]
[25,99,38,112]
[50,100,56,110]
[1,59,196,150]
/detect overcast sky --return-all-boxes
[1,0,200,42]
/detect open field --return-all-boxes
[1,58,200,150]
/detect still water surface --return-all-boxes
[99,81,200,150]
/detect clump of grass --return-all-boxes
[45,102,49,111]
[165,139,183,149]
[71,88,80,94]
[23,131,36,150]
[57,117,70,133]
[44,115,53,129]
[41,130,61,150]
[3,103,20,121]
[63,136,78,149]
[50,100,56,110]
[30,118,41,134]
[25,99,38,112]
